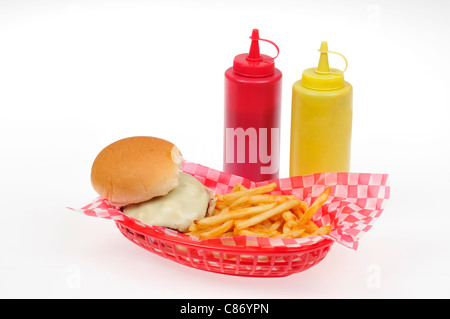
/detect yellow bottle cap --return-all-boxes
[302,41,348,91]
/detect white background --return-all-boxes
[1,0,449,299]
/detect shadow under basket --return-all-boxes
[116,220,334,277]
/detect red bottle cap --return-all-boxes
[232,29,279,78]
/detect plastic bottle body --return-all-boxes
[290,80,353,176]
[224,67,282,182]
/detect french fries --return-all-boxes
[187,182,333,240]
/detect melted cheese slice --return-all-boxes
[123,172,209,232]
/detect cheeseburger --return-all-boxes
[90,136,215,232]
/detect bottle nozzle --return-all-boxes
[233,29,279,77]
[302,41,348,90]
[317,41,330,74]
[247,29,262,62]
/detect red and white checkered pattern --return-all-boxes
[69,161,390,250]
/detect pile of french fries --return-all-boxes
[187,182,332,240]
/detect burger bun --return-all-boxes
[90,136,183,206]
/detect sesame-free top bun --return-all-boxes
[90,136,183,206]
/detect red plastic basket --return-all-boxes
[116,219,334,277]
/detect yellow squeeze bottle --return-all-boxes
[290,41,352,176]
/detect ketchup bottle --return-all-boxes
[223,29,282,182]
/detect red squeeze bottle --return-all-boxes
[223,29,282,182]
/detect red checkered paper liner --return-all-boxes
[70,161,390,250]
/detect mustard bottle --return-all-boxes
[290,41,352,176]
